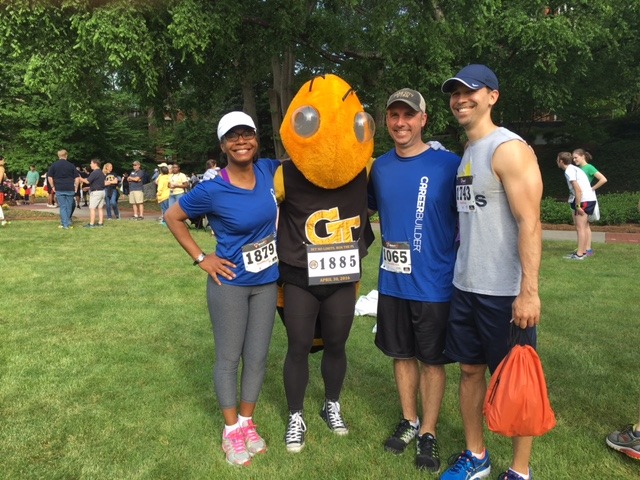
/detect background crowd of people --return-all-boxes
[0,152,215,229]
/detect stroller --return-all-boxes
[187,214,209,231]
[0,181,20,206]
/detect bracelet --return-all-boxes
[193,252,206,266]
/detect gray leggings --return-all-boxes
[206,277,277,409]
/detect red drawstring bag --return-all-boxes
[483,328,556,437]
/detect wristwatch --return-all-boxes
[193,253,206,266]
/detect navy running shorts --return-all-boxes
[445,287,537,373]
[572,200,597,215]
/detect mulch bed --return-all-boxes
[542,223,640,234]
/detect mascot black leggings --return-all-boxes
[283,282,356,411]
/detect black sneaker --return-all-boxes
[320,400,349,435]
[384,419,419,454]
[285,411,306,453]
[415,433,440,472]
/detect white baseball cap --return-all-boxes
[217,111,256,141]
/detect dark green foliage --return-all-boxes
[541,192,640,225]
[598,192,640,225]
[531,114,640,199]
[541,197,573,225]
[1,1,640,181]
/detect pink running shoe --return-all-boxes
[221,428,251,466]
[241,419,267,455]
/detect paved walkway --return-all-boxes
[26,202,150,221]
[17,203,640,244]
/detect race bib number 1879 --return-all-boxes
[242,234,278,273]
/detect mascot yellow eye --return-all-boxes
[291,106,320,138]
[354,112,375,143]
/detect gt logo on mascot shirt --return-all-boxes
[306,207,360,244]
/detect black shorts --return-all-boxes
[445,287,536,373]
[375,293,453,365]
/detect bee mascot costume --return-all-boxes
[274,74,375,452]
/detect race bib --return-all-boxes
[456,175,476,212]
[242,234,278,273]
[381,240,411,274]
[306,242,360,286]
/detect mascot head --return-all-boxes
[280,74,375,189]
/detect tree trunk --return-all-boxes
[242,79,258,125]
[269,46,296,159]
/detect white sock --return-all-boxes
[224,422,240,435]
[470,449,486,460]
[238,415,251,426]
[509,468,529,480]
[409,418,420,429]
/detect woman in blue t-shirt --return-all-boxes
[166,112,279,467]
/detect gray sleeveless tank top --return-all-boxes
[453,127,525,296]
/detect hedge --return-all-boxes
[542,192,640,225]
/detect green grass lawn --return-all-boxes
[0,219,638,479]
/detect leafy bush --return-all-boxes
[597,192,640,225]
[541,192,640,225]
[541,197,573,224]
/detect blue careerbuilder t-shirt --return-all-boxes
[368,148,460,302]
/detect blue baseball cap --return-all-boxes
[441,64,499,93]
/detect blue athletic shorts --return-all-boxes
[445,287,537,373]
[375,293,453,365]
[572,200,597,215]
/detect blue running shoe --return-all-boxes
[440,450,491,480]
[497,468,532,480]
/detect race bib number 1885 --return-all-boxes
[306,242,360,285]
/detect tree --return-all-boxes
[1,0,639,166]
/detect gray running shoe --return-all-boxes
[606,424,640,460]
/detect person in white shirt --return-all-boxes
[556,151,597,260]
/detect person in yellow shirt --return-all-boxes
[156,165,170,225]
[0,156,7,226]
[168,164,189,208]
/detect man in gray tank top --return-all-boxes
[439,65,543,480]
